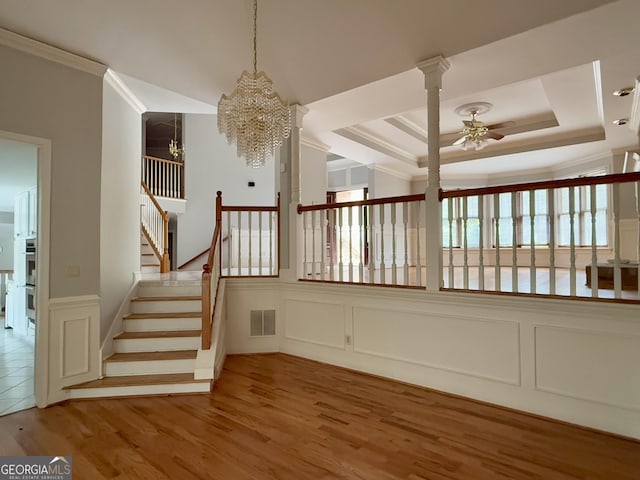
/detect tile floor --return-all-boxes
[0,314,36,416]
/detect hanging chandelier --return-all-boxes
[168,113,185,160]
[217,0,291,168]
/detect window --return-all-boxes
[557,184,608,247]
[493,191,549,247]
[442,197,479,248]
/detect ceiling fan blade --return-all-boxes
[485,120,515,130]
[485,131,505,141]
[462,120,473,127]
[452,135,468,146]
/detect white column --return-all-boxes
[417,56,450,292]
[286,105,308,281]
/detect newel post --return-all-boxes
[417,56,450,292]
[161,210,170,273]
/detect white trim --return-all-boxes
[100,272,140,366]
[104,70,146,114]
[49,294,102,309]
[301,136,330,152]
[0,27,106,77]
[0,130,51,409]
[371,163,413,181]
[335,126,417,166]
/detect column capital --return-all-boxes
[290,104,309,129]
[416,55,450,90]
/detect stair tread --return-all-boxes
[114,330,201,340]
[124,312,202,319]
[65,373,209,389]
[105,350,198,362]
[132,296,202,302]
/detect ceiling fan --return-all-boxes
[451,102,513,151]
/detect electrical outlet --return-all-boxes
[345,334,352,345]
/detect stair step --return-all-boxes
[130,296,201,314]
[114,330,201,340]
[123,312,201,333]
[104,350,198,376]
[123,312,201,319]
[137,280,202,298]
[132,296,202,302]
[65,373,210,399]
[114,330,201,353]
[106,350,198,362]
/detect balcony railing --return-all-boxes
[297,194,426,288]
[440,172,640,302]
[141,155,184,199]
[296,172,640,302]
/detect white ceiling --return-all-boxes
[0,0,638,181]
[0,138,37,213]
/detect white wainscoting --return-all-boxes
[224,278,640,439]
[353,307,520,385]
[48,295,100,404]
[285,299,345,349]
[535,325,640,410]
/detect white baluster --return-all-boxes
[478,195,485,291]
[590,184,598,298]
[511,192,518,293]
[403,202,409,286]
[320,209,326,281]
[463,196,469,290]
[494,194,501,292]
[548,189,556,295]
[379,204,386,284]
[348,205,354,283]
[530,190,536,294]
[613,183,622,298]
[391,203,397,285]
[569,186,576,296]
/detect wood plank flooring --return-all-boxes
[1,353,639,479]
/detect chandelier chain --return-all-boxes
[253,0,257,75]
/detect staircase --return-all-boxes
[65,277,210,399]
[141,231,161,273]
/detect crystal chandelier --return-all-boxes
[168,113,185,160]
[217,0,291,168]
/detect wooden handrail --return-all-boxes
[142,154,184,167]
[141,181,166,214]
[221,205,279,212]
[298,193,425,213]
[202,191,223,350]
[440,171,640,200]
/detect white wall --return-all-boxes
[300,144,328,205]
[0,45,103,298]
[369,167,411,198]
[178,114,277,265]
[225,278,640,440]
[99,78,142,340]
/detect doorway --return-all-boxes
[0,130,51,415]
[0,138,37,415]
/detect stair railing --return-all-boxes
[141,155,185,199]
[140,181,170,273]
[202,191,223,349]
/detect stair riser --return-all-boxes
[123,317,201,332]
[137,285,202,297]
[114,337,201,353]
[131,300,201,314]
[141,265,161,274]
[104,359,196,376]
[68,382,210,399]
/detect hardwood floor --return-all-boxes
[1,353,638,479]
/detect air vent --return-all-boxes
[250,310,276,336]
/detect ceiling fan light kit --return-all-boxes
[452,102,511,151]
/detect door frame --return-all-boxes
[0,129,51,409]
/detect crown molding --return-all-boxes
[0,27,106,77]
[104,70,146,114]
[335,126,417,166]
[301,136,330,152]
[370,163,413,181]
